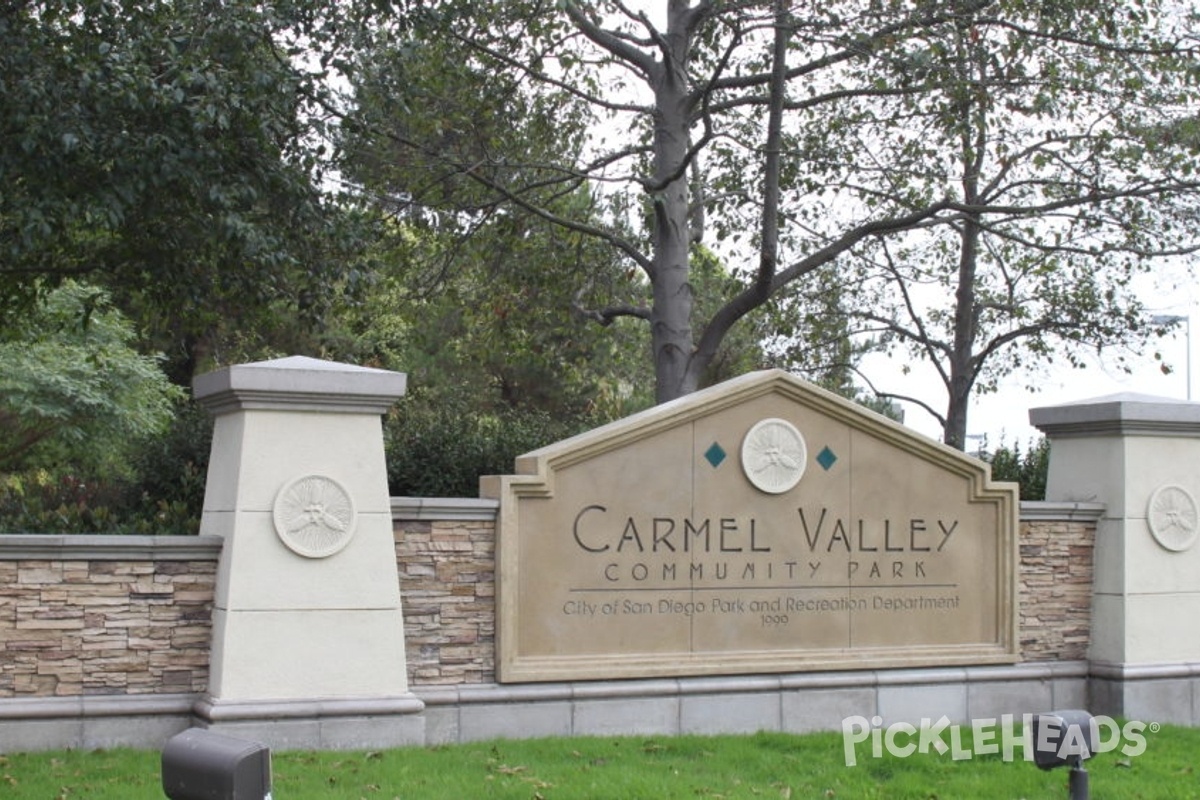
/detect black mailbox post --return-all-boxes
[162,728,272,800]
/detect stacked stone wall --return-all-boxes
[0,509,1095,699]
[390,511,1096,685]
[1017,517,1094,661]
[395,517,496,686]
[0,548,215,698]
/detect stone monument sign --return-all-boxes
[484,370,1018,683]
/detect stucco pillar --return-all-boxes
[1031,393,1200,724]
[192,356,423,748]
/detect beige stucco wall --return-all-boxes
[486,373,1021,682]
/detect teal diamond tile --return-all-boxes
[704,442,727,468]
[817,446,838,471]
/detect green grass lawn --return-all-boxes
[2,726,1197,799]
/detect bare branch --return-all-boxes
[853,371,949,431]
[755,0,789,300]
[465,167,653,273]
[708,0,1000,94]
[773,201,956,289]
[572,300,653,326]
[979,17,1200,59]
[877,244,954,378]
[563,1,658,78]
[450,29,651,115]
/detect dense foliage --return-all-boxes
[0,282,182,473]
[384,397,593,498]
[2,1,1195,531]
[982,437,1050,501]
[336,0,1200,445]
[0,0,374,379]
[0,0,653,529]
[0,401,210,535]
[0,391,597,532]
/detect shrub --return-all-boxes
[126,399,212,525]
[1,387,599,530]
[0,282,183,475]
[385,399,592,497]
[0,400,212,535]
[983,437,1049,501]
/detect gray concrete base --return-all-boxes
[0,662,1107,753]
[192,694,427,751]
[191,713,427,752]
[1090,661,1200,724]
[419,661,1091,744]
[0,694,194,753]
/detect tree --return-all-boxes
[332,0,1200,446]
[0,281,183,474]
[762,267,900,419]
[982,436,1050,501]
[799,2,1200,446]
[0,0,371,379]
[338,21,765,416]
[332,208,660,419]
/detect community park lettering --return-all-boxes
[569,504,959,585]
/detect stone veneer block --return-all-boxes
[0,694,198,752]
[201,412,393,515]
[679,692,781,734]
[1037,435,1126,513]
[206,608,410,700]
[573,695,681,736]
[1123,515,1200,597]
[197,718,323,751]
[81,715,191,750]
[457,701,573,741]
[966,679,1051,720]
[314,714,426,751]
[877,683,968,726]
[1088,593,1127,664]
[1124,594,1200,663]
[419,705,462,746]
[193,357,419,728]
[1050,677,1088,711]
[1120,678,1195,726]
[202,511,400,611]
[0,719,86,753]
[1090,518,1127,597]
[781,688,877,734]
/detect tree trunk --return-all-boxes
[945,31,986,451]
[649,2,697,404]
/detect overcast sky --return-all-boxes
[880,271,1199,448]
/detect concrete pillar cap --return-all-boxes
[1030,392,1200,437]
[193,356,407,416]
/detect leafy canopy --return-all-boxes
[0,281,183,474]
[0,0,373,377]
[331,0,1200,446]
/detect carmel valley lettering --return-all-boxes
[572,505,771,554]
[570,504,958,556]
[797,507,957,553]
